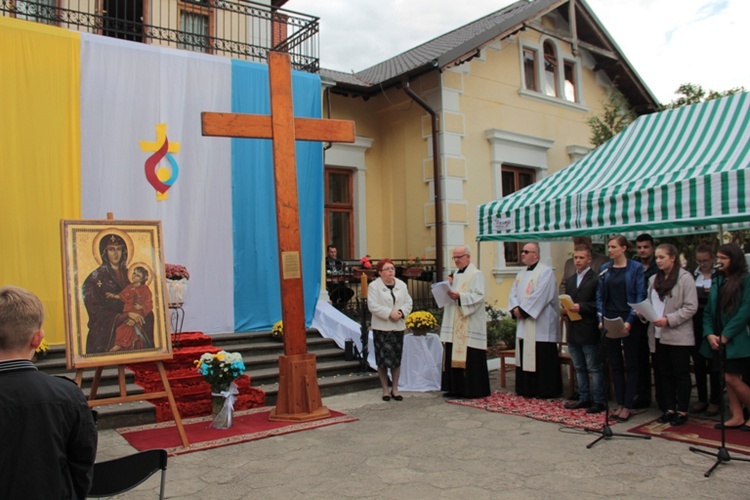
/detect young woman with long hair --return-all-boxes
[596,235,646,422]
[701,243,750,429]
[646,244,698,426]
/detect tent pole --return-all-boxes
[477,241,481,269]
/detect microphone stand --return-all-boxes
[586,327,651,448]
[689,342,750,477]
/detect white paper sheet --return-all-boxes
[628,300,660,322]
[431,281,453,308]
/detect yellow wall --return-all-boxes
[329,23,618,310]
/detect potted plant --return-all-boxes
[271,320,284,341]
[405,310,438,336]
[486,303,516,358]
[402,256,425,278]
[165,263,190,306]
[352,255,377,279]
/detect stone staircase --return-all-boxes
[35,329,379,429]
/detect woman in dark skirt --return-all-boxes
[368,259,413,401]
[701,243,750,430]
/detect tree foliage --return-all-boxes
[587,90,634,148]
[661,83,745,110]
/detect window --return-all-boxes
[502,166,535,265]
[15,0,56,25]
[543,41,558,97]
[325,168,354,260]
[520,38,580,105]
[523,48,538,92]
[563,61,576,102]
[179,1,213,53]
[102,0,144,42]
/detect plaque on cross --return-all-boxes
[202,52,355,421]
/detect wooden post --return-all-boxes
[202,52,355,421]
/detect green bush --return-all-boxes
[486,303,516,347]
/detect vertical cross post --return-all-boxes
[202,52,355,421]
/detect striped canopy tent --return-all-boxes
[477,92,750,242]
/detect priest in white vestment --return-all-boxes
[509,242,562,398]
[440,246,491,398]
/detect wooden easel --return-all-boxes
[70,213,189,448]
[74,361,189,448]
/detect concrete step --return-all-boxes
[37,330,379,429]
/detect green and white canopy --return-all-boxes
[477,92,750,242]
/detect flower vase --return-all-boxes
[411,328,429,336]
[211,395,225,418]
[167,278,188,306]
[210,382,238,429]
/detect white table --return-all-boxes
[367,332,443,392]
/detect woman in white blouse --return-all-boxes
[368,259,413,401]
[646,243,698,426]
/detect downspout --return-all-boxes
[403,81,445,279]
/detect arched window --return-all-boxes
[543,41,558,97]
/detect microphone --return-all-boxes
[713,263,722,270]
[599,267,610,278]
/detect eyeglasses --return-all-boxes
[381,266,395,271]
[521,250,537,254]
[452,254,468,261]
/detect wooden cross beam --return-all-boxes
[201,51,355,422]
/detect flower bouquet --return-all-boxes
[194,350,245,428]
[271,320,284,341]
[165,263,190,305]
[405,311,438,336]
[34,338,49,361]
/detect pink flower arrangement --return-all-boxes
[360,255,372,269]
[165,263,190,280]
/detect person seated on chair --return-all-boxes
[562,246,606,414]
[325,245,354,307]
[701,243,750,431]
[0,286,98,499]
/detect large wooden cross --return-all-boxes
[201,52,355,422]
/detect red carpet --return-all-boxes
[627,416,750,456]
[126,332,265,421]
[118,406,357,456]
[447,391,618,430]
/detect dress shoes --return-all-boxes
[658,412,675,424]
[670,413,688,426]
[586,403,606,414]
[613,412,631,423]
[564,400,592,410]
[714,422,743,430]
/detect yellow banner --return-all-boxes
[0,18,81,344]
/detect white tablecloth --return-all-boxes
[367,332,443,392]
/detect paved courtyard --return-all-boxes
[97,372,750,499]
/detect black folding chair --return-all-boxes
[87,449,167,499]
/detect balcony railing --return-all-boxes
[327,259,440,325]
[1,0,320,72]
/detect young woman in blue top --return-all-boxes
[596,235,646,422]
